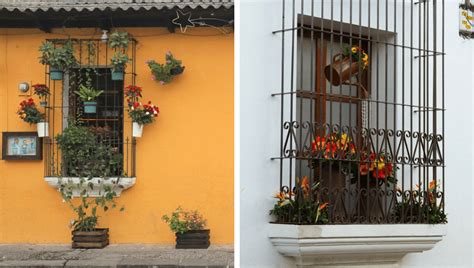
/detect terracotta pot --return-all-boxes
[324,53,361,86]
[318,164,347,220]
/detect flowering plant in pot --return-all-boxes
[125,85,159,137]
[39,40,77,80]
[108,31,130,81]
[74,84,103,114]
[32,84,50,107]
[162,207,210,249]
[146,52,185,85]
[270,176,329,224]
[17,98,48,137]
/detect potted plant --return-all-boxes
[146,52,185,85]
[125,85,159,137]
[17,98,48,137]
[39,40,77,80]
[32,84,50,107]
[162,207,210,249]
[58,177,124,249]
[74,84,103,114]
[110,52,130,81]
[108,31,130,81]
[270,177,329,224]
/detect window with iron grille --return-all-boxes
[44,39,137,178]
[272,0,445,224]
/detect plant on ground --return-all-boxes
[162,207,207,234]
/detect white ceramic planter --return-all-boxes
[132,122,144,137]
[37,122,49,137]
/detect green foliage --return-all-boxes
[74,84,103,102]
[110,51,130,71]
[59,180,124,232]
[147,52,185,84]
[108,31,130,50]
[17,98,44,125]
[55,123,122,178]
[128,109,154,125]
[39,40,77,70]
[393,199,447,224]
[270,178,329,224]
[161,207,207,234]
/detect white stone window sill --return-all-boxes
[44,176,136,197]
[268,223,447,267]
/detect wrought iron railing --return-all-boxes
[42,38,137,178]
[271,0,445,224]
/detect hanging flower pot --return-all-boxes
[83,101,97,114]
[50,67,63,80]
[324,47,369,86]
[111,69,124,81]
[37,121,49,137]
[132,122,143,137]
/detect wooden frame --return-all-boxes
[2,132,42,160]
[297,28,370,134]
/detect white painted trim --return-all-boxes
[268,224,447,267]
[44,176,136,197]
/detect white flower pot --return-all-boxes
[132,122,144,137]
[37,122,49,137]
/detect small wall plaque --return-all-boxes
[2,132,42,160]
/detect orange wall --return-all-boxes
[0,28,234,244]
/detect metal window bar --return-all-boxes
[272,0,445,224]
[43,38,137,178]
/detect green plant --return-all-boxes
[162,207,207,234]
[393,180,447,224]
[74,84,103,102]
[39,40,77,70]
[55,123,122,177]
[270,177,329,224]
[17,98,44,124]
[59,179,124,232]
[146,52,185,85]
[110,51,130,71]
[108,31,130,51]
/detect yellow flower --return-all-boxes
[351,47,357,53]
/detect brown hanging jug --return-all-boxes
[324,53,361,86]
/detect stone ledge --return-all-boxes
[44,177,136,197]
[268,224,447,267]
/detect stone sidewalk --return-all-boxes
[0,244,234,267]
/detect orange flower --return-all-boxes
[300,176,310,193]
[319,202,329,210]
[274,192,286,200]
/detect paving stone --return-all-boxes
[0,260,66,267]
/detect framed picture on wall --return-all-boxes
[2,132,42,160]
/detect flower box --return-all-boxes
[176,230,210,249]
[72,228,109,249]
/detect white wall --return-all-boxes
[240,0,473,267]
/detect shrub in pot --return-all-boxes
[32,84,50,107]
[162,207,210,249]
[125,85,159,137]
[17,98,48,137]
[55,123,123,178]
[108,31,130,81]
[146,52,185,85]
[39,40,77,80]
[58,178,125,249]
[74,84,103,114]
